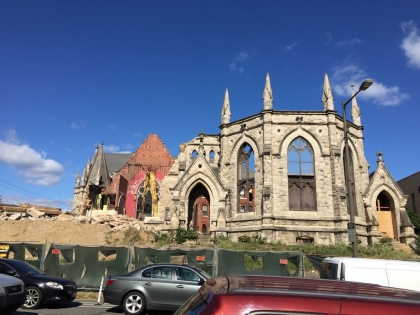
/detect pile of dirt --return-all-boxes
[0,218,154,246]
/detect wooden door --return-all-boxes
[376,198,395,239]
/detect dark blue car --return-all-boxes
[0,258,77,309]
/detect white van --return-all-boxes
[321,257,420,292]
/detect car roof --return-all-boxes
[324,257,420,265]
[140,263,198,268]
[0,258,28,265]
[203,276,420,303]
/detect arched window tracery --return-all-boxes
[287,137,316,211]
[237,143,255,213]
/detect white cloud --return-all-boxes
[400,20,420,69]
[71,121,85,129]
[2,129,20,144]
[337,38,363,47]
[331,65,410,106]
[103,144,132,154]
[0,131,64,186]
[323,32,333,46]
[123,143,135,151]
[285,42,298,51]
[229,50,255,73]
[103,145,120,153]
[324,32,363,47]
[60,146,72,152]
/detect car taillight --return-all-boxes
[105,279,115,287]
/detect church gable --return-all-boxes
[364,152,406,203]
[173,152,225,195]
[133,133,174,166]
[119,134,175,180]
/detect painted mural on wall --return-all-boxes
[126,168,164,219]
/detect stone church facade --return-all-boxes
[72,73,415,246]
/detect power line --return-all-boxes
[0,178,62,203]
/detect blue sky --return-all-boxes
[1,1,419,210]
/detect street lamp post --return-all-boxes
[342,79,373,258]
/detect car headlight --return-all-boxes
[46,282,64,290]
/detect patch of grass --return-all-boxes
[211,239,419,261]
[123,227,143,244]
[104,230,119,245]
[76,291,99,301]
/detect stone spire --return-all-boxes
[351,84,361,126]
[220,89,231,124]
[95,166,101,185]
[86,157,91,172]
[75,169,80,187]
[322,73,334,111]
[263,73,273,110]
[81,163,88,186]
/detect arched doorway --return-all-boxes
[376,191,397,239]
[188,183,210,234]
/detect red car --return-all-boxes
[175,275,420,315]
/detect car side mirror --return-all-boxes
[4,270,17,277]
[198,278,205,285]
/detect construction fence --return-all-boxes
[0,242,326,290]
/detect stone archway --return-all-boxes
[187,183,210,233]
[376,191,397,239]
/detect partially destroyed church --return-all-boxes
[72,73,415,246]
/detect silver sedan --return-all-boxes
[103,263,211,315]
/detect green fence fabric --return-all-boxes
[306,255,327,274]
[0,242,328,289]
[43,244,130,289]
[217,249,302,277]
[2,242,44,269]
[134,247,214,276]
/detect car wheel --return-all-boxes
[123,291,146,315]
[23,286,43,309]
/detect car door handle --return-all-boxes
[176,285,184,288]
[145,282,152,286]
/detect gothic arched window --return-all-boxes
[209,150,215,164]
[136,171,160,218]
[287,137,316,211]
[237,143,255,212]
[192,150,198,161]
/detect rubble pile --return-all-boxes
[0,204,145,231]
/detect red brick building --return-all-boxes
[72,134,175,219]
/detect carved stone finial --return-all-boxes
[197,130,204,143]
[376,151,383,162]
[179,143,187,153]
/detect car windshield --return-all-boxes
[11,260,44,276]
[320,262,338,280]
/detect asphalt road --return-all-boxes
[12,301,174,315]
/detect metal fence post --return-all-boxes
[213,245,218,277]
